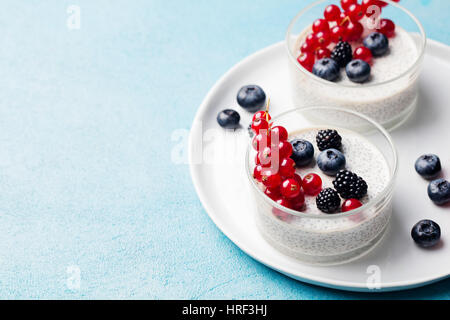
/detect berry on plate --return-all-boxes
[280,178,302,199]
[217,109,240,129]
[312,58,340,82]
[363,32,389,57]
[251,117,269,134]
[415,154,441,180]
[316,188,341,214]
[411,220,441,248]
[237,85,266,111]
[331,41,353,68]
[427,179,450,205]
[317,149,346,176]
[316,129,342,151]
[252,110,271,122]
[354,46,373,64]
[290,139,315,167]
[342,198,363,212]
[333,169,368,200]
[302,173,322,196]
[346,59,371,83]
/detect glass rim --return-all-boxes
[285,0,427,89]
[245,106,399,219]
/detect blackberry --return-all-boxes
[331,41,353,68]
[316,129,342,151]
[316,188,341,214]
[333,170,368,200]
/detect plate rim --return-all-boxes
[188,38,450,293]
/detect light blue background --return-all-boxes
[0,0,448,299]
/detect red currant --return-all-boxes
[274,197,293,210]
[341,0,357,11]
[345,21,363,41]
[277,140,293,159]
[280,178,301,199]
[342,198,363,212]
[291,190,306,211]
[252,111,271,122]
[300,41,314,53]
[270,126,288,143]
[258,146,272,167]
[330,25,346,43]
[302,173,322,196]
[312,19,330,33]
[279,158,296,178]
[261,168,282,189]
[346,3,364,21]
[377,18,396,38]
[297,52,315,72]
[252,133,270,151]
[338,12,350,27]
[316,48,331,59]
[293,173,303,188]
[253,165,263,181]
[251,118,269,134]
[354,46,373,63]
[315,31,331,48]
[305,33,317,46]
[264,187,281,201]
[324,4,341,22]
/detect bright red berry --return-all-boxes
[251,118,269,134]
[252,133,270,151]
[324,4,341,22]
[252,111,271,122]
[264,187,281,201]
[305,33,317,46]
[345,21,363,41]
[279,158,296,178]
[280,179,302,199]
[258,146,272,167]
[277,140,293,159]
[291,190,306,211]
[346,3,364,21]
[330,25,346,43]
[341,0,357,11]
[312,19,330,33]
[316,48,331,59]
[253,165,263,181]
[300,41,314,53]
[297,52,315,72]
[274,197,293,210]
[377,18,396,38]
[302,173,322,196]
[338,12,350,27]
[293,173,303,188]
[315,31,331,48]
[342,198,363,212]
[261,168,282,189]
[354,46,373,63]
[270,126,288,143]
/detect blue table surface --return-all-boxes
[0,0,448,299]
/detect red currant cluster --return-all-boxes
[297,0,398,72]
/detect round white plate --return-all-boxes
[189,39,450,292]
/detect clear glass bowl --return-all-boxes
[285,0,426,130]
[246,107,398,265]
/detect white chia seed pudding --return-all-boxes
[250,127,394,265]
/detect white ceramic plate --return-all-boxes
[189,39,450,292]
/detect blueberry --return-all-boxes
[217,109,240,129]
[290,139,314,167]
[363,32,389,57]
[312,58,340,82]
[237,85,266,112]
[411,220,441,248]
[415,154,441,179]
[427,178,450,205]
[317,148,346,176]
[346,59,371,83]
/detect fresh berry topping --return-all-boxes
[363,32,389,57]
[316,129,342,151]
[331,41,353,68]
[315,31,331,48]
[338,12,351,27]
[302,173,322,196]
[277,140,293,159]
[261,168,282,189]
[237,85,266,111]
[411,220,441,248]
[342,198,363,212]
[324,4,341,22]
[316,188,341,214]
[317,149,346,176]
[333,170,368,199]
[281,178,302,199]
[330,25,347,43]
[345,21,363,41]
[346,59,371,83]
[305,33,317,46]
[217,109,240,129]
[312,19,330,33]
[252,133,270,151]
[346,3,364,21]
[297,52,315,72]
[427,179,450,205]
[270,126,288,143]
[312,58,340,82]
[316,48,331,59]
[377,18,396,38]
[275,197,293,210]
[293,173,303,188]
[253,165,263,181]
[251,118,269,135]
[354,46,373,63]
[291,190,306,211]
[252,111,271,122]
[279,158,296,178]
[290,139,315,167]
[264,187,281,201]
[300,41,314,53]
[257,146,272,167]
[415,154,442,179]
[341,0,357,11]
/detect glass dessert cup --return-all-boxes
[245,107,398,265]
[285,0,426,131]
